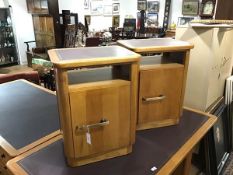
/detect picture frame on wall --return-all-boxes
[112,15,120,27]
[147,1,159,13]
[138,0,147,11]
[112,3,120,14]
[84,0,90,9]
[85,15,91,25]
[91,0,103,15]
[177,17,194,26]
[146,13,158,27]
[182,0,199,16]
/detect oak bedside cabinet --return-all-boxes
[48,46,140,166]
[117,38,194,130]
[0,80,60,175]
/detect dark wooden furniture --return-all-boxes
[0,80,60,174]
[7,108,216,175]
[0,71,39,84]
[215,0,233,20]
[24,41,49,67]
[26,0,62,48]
[117,38,194,130]
[0,8,18,67]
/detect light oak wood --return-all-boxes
[118,38,193,130]
[179,51,190,116]
[172,150,193,175]
[67,146,132,167]
[49,46,140,166]
[129,62,139,143]
[69,80,131,160]
[48,46,141,69]
[138,63,184,130]
[156,107,217,175]
[117,38,194,53]
[54,68,75,158]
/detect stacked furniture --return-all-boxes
[0,80,60,174]
[117,38,194,130]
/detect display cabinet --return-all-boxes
[0,8,18,67]
[117,38,193,130]
[48,46,140,166]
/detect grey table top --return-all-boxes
[0,80,60,149]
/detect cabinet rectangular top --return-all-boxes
[117,38,194,53]
[48,46,140,68]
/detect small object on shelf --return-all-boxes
[200,0,216,19]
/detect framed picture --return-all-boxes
[103,5,112,16]
[182,0,199,15]
[147,1,159,13]
[177,17,194,26]
[91,0,103,15]
[84,0,90,9]
[112,15,120,27]
[112,3,120,14]
[138,0,147,11]
[85,15,91,25]
[146,13,158,27]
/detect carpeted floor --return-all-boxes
[222,152,233,175]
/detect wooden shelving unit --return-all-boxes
[0,8,18,67]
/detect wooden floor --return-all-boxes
[0,65,33,74]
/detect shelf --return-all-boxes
[0,61,18,67]
[190,23,233,28]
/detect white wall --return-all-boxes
[6,0,35,65]
[58,0,138,31]
[0,0,4,7]
[58,0,189,30]
[9,0,191,65]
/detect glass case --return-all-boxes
[0,8,18,66]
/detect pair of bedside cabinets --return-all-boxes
[47,38,193,167]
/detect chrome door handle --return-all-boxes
[76,118,109,132]
[142,95,166,102]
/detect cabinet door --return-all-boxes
[69,80,131,158]
[33,16,55,47]
[138,64,184,126]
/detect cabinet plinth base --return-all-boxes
[137,119,180,130]
[67,146,132,167]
